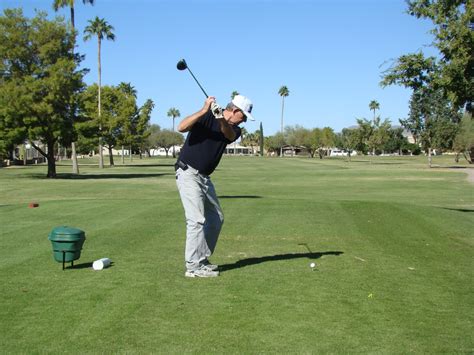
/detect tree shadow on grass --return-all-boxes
[55,163,174,168]
[346,160,411,165]
[31,173,173,180]
[218,195,262,199]
[370,162,411,165]
[119,164,174,168]
[432,166,469,169]
[440,207,474,213]
[219,251,343,272]
[58,173,173,180]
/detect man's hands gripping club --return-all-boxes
[202,97,224,119]
[204,96,224,119]
[210,100,224,119]
[177,96,236,141]
[211,102,224,119]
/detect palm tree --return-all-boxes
[84,17,115,168]
[278,85,289,157]
[53,0,95,174]
[242,131,259,155]
[231,91,239,100]
[117,82,137,163]
[167,108,180,158]
[117,82,137,98]
[53,0,94,30]
[369,100,380,120]
[240,127,248,145]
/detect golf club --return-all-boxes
[176,59,209,98]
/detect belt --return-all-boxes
[174,160,189,172]
[174,161,210,176]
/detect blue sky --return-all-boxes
[2,0,438,135]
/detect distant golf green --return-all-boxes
[0,156,472,353]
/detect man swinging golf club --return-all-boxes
[175,94,255,277]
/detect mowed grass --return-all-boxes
[0,155,472,353]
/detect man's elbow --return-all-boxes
[225,132,236,142]
[177,124,188,133]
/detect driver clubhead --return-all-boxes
[176,58,209,98]
[177,59,187,71]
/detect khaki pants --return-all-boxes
[176,165,224,271]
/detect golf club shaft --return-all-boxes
[186,67,208,98]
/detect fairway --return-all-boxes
[0,156,473,353]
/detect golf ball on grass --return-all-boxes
[310,262,316,268]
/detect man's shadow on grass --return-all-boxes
[219,251,343,272]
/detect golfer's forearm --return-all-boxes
[177,109,207,132]
[219,119,236,141]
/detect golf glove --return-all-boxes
[211,102,224,119]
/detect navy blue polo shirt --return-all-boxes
[178,110,241,176]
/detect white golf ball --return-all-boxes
[310,262,316,268]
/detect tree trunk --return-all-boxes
[71,142,79,174]
[454,152,460,163]
[130,145,133,162]
[69,7,79,175]
[29,141,56,178]
[22,144,27,165]
[47,142,57,178]
[428,147,432,168]
[70,7,75,31]
[99,137,104,168]
[98,37,104,169]
[280,97,285,158]
[121,145,125,164]
[108,146,114,166]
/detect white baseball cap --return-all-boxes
[232,95,255,121]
